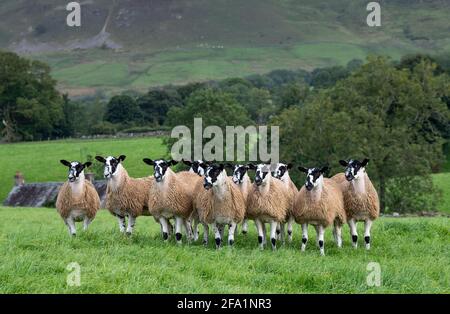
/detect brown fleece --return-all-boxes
[246,175,290,222]
[56,180,100,219]
[105,167,154,218]
[148,168,196,219]
[292,178,346,227]
[331,173,380,221]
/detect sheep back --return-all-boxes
[201,177,246,224]
[148,170,196,219]
[331,173,380,221]
[56,181,100,219]
[246,178,289,222]
[106,173,154,217]
[293,178,346,227]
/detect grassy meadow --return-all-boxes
[0,206,448,293]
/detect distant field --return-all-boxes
[0,137,167,202]
[434,173,450,214]
[0,207,448,293]
[44,43,419,96]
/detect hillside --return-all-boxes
[1,0,450,95]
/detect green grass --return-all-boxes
[0,206,448,293]
[434,173,450,214]
[0,137,167,202]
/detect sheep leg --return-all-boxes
[192,219,199,241]
[280,223,286,244]
[270,221,278,250]
[167,219,174,236]
[348,218,358,248]
[159,217,170,241]
[213,222,222,249]
[262,222,267,245]
[202,223,209,246]
[126,214,136,235]
[228,222,237,246]
[364,219,373,250]
[115,214,126,233]
[301,223,308,252]
[83,216,93,231]
[175,216,183,244]
[333,223,342,248]
[317,225,325,256]
[313,225,320,247]
[287,216,294,242]
[219,224,225,240]
[242,219,248,235]
[255,219,265,249]
[276,222,281,240]
[65,216,76,236]
[183,218,193,243]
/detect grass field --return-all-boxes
[0,206,448,293]
[0,137,167,202]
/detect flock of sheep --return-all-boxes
[56,156,379,255]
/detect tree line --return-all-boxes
[0,51,449,213]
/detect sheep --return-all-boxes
[195,164,246,248]
[95,155,155,235]
[226,163,252,234]
[331,158,380,250]
[246,164,291,250]
[143,158,198,244]
[182,159,211,241]
[272,162,298,242]
[56,160,100,236]
[293,166,346,256]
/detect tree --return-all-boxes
[0,51,65,141]
[137,89,182,126]
[104,95,142,125]
[273,56,450,212]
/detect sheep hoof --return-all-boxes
[203,240,208,246]
[301,244,306,252]
[176,233,182,242]
[320,250,325,256]
[162,232,169,241]
[228,239,234,246]
[215,238,221,248]
[271,238,276,250]
[242,230,247,235]
[71,233,76,237]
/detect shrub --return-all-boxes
[385,176,443,213]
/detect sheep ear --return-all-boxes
[182,159,192,166]
[170,160,178,166]
[95,156,106,163]
[361,158,370,167]
[247,163,256,170]
[298,166,308,173]
[219,164,225,171]
[60,160,71,167]
[84,162,92,168]
[118,155,126,162]
[143,158,153,166]
[320,166,330,175]
[339,160,348,167]
[287,163,293,170]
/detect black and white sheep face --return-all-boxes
[230,164,249,184]
[95,155,126,179]
[183,159,208,176]
[252,164,270,186]
[272,163,293,180]
[298,166,329,191]
[204,164,225,190]
[143,158,178,182]
[60,160,91,183]
[339,159,369,181]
